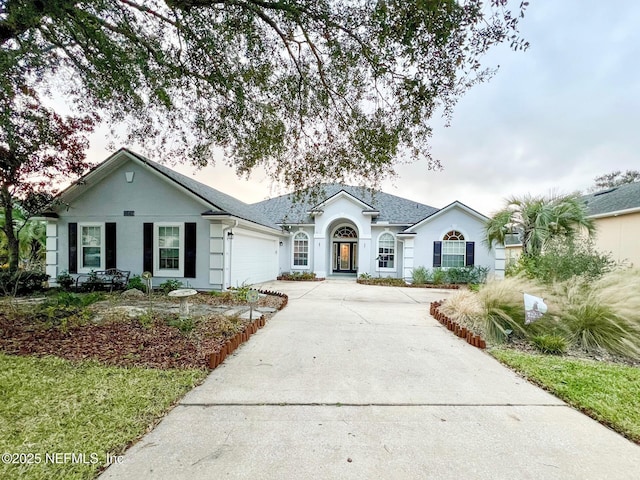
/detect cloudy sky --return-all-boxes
[88,1,640,217]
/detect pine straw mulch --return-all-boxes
[0,291,287,370]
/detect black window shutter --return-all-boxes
[433,241,442,268]
[143,223,153,273]
[105,223,117,269]
[184,222,196,278]
[466,242,475,266]
[68,223,78,273]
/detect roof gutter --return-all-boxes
[589,206,640,219]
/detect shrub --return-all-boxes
[159,279,183,294]
[411,266,430,285]
[278,271,317,281]
[0,270,49,296]
[127,275,146,292]
[357,277,406,286]
[531,334,568,354]
[432,268,446,285]
[56,270,75,291]
[515,237,617,284]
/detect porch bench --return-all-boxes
[75,268,131,292]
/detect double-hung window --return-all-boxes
[79,223,104,272]
[155,223,184,277]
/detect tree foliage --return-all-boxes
[590,170,640,192]
[1,0,528,190]
[485,194,595,257]
[0,85,96,271]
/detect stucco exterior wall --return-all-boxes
[410,206,497,275]
[592,212,640,267]
[49,159,218,290]
[311,194,373,278]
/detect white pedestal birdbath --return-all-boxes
[168,288,198,318]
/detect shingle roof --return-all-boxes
[125,150,278,230]
[252,184,438,225]
[581,182,640,216]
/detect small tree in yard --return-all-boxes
[485,194,596,258]
[0,88,96,272]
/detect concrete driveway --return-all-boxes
[102,280,640,479]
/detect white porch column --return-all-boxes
[402,237,415,282]
[358,237,371,275]
[313,235,327,278]
[494,244,506,279]
[45,222,58,283]
[208,223,224,290]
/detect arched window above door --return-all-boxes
[333,226,357,238]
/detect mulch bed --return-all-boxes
[0,291,287,370]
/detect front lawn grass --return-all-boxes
[492,348,640,443]
[0,353,207,480]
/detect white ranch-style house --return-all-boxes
[43,149,505,289]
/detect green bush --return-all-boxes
[127,274,146,292]
[411,266,430,285]
[531,335,568,354]
[159,279,183,294]
[279,271,317,281]
[357,277,406,286]
[514,237,616,284]
[56,270,75,291]
[432,268,446,285]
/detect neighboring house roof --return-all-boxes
[253,184,438,225]
[582,182,640,217]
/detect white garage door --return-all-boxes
[230,230,279,286]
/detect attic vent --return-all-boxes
[594,188,618,196]
[124,210,135,216]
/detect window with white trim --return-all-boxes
[155,223,184,277]
[79,223,104,272]
[377,232,395,269]
[292,231,309,268]
[442,230,465,268]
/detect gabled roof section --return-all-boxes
[404,200,489,232]
[55,148,280,231]
[253,183,438,225]
[309,189,376,212]
[581,182,640,217]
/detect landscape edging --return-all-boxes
[430,300,486,349]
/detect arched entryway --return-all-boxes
[331,224,358,274]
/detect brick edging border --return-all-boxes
[430,300,487,349]
[206,289,289,369]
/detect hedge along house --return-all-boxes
[43,148,504,289]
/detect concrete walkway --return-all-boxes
[101,280,640,479]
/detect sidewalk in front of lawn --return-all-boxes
[101,280,640,480]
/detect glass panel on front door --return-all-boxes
[333,242,357,273]
[340,243,350,270]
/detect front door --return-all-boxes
[333,242,357,273]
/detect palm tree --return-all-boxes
[485,194,595,257]
[0,206,46,269]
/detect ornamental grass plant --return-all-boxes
[440,269,640,359]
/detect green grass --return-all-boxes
[0,353,207,480]
[492,348,640,443]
